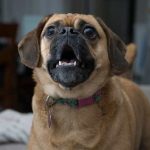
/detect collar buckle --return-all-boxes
[45,96,56,108]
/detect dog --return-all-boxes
[122,43,137,79]
[125,43,137,66]
[18,13,150,150]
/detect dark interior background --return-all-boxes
[0,0,149,112]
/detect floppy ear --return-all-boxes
[96,17,129,75]
[18,14,53,69]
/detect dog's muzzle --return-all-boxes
[47,27,95,88]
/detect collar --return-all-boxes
[45,90,101,109]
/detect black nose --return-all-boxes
[59,27,79,35]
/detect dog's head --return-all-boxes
[18,14,128,97]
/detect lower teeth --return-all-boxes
[58,61,77,66]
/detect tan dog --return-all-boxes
[18,14,150,150]
[126,43,137,66]
[122,43,137,78]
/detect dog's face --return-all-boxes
[18,14,128,97]
[42,14,97,87]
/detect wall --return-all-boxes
[133,0,150,84]
[1,0,90,39]
[1,0,88,22]
[1,0,131,42]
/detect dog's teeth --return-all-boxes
[59,61,62,66]
[57,61,77,67]
[56,64,59,68]
[62,62,67,65]
[74,61,77,66]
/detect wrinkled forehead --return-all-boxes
[42,13,105,35]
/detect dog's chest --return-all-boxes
[33,104,104,149]
[47,105,103,149]
[49,130,101,150]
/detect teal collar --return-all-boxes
[45,91,101,127]
[45,91,101,109]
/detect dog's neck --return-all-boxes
[44,90,102,127]
[45,90,101,108]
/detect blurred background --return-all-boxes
[0,0,150,112]
[0,0,150,149]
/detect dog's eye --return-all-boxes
[46,26,56,37]
[83,26,97,40]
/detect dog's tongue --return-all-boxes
[62,59,74,63]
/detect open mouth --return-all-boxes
[47,42,95,87]
[56,45,77,67]
[54,45,85,69]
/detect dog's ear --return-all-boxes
[18,14,53,69]
[96,17,129,75]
